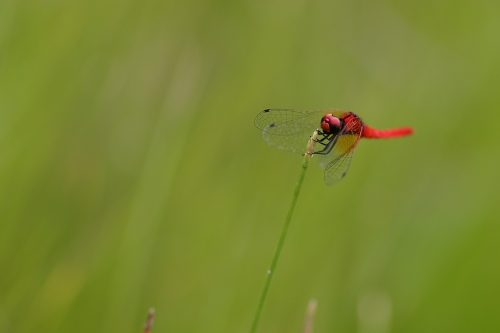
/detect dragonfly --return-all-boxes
[254,109,413,185]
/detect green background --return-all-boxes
[1,0,499,332]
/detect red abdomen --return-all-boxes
[362,125,413,138]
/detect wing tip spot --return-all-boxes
[263,109,270,112]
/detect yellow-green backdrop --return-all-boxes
[1,0,499,332]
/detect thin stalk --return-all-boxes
[249,131,317,333]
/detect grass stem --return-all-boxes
[249,131,317,333]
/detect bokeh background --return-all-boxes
[1,0,499,332]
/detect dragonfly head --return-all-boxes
[321,114,341,135]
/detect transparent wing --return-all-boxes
[254,109,348,154]
[324,149,355,185]
[320,118,363,185]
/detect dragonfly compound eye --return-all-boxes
[321,114,341,134]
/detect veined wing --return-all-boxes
[320,118,363,185]
[254,109,348,154]
[324,149,355,185]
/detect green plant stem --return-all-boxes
[249,154,311,333]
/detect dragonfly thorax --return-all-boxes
[321,114,341,135]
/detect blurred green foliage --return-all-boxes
[1,0,500,332]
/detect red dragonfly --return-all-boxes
[254,109,413,185]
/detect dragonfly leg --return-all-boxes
[312,136,336,155]
[312,132,331,143]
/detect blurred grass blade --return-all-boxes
[143,308,155,333]
[303,299,318,333]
